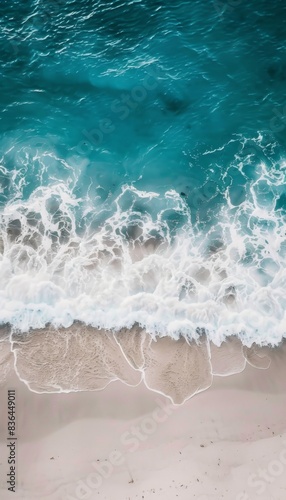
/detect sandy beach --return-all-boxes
[0,327,286,500]
[1,1,286,499]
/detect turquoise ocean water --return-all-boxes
[1,0,286,345]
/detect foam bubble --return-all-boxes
[0,169,285,346]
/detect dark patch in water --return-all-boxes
[160,93,188,115]
[208,240,224,255]
[7,219,21,240]
[267,62,286,81]
[275,193,286,211]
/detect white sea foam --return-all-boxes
[0,167,286,346]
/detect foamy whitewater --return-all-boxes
[1,0,286,347]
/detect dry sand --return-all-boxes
[0,326,285,499]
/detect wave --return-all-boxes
[1,162,286,346]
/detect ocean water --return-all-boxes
[0,0,286,345]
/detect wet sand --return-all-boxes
[0,326,285,499]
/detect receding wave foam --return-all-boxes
[0,166,286,346]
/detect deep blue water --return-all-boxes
[0,0,286,345]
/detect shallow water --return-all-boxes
[0,0,286,344]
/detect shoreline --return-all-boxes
[0,323,281,402]
[0,338,285,499]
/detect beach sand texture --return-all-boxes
[0,326,285,499]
